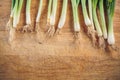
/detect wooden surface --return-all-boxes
[0,0,120,80]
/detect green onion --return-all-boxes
[92,0,102,37]
[23,0,32,32]
[56,0,68,34]
[92,0,105,47]
[88,0,94,29]
[106,0,116,45]
[47,0,58,37]
[71,0,80,38]
[87,0,97,46]
[35,0,43,31]
[16,0,24,25]
[81,0,96,46]
[13,0,18,28]
[10,0,16,18]
[9,0,23,42]
[47,0,52,25]
[6,0,16,30]
[98,0,107,39]
[81,0,92,26]
[9,0,18,42]
[13,0,23,28]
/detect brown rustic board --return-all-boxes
[0,0,120,80]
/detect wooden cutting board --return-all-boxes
[0,0,120,80]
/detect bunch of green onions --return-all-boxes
[7,0,23,42]
[23,0,32,32]
[80,0,116,47]
[35,0,43,32]
[56,0,68,34]
[92,0,116,47]
[71,0,81,39]
[46,0,58,37]
[7,0,116,48]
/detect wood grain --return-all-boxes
[0,0,120,80]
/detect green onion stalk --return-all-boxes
[98,0,107,39]
[13,0,23,28]
[46,0,52,28]
[6,0,16,30]
[17,0,24,26]
[47,0,58,37]
[71,0,81,39]
[81,0,96,46]
[23,0,32,32]
[9,0,18,42]
[88,0,97,46]
[88,0,94,29]
[81,0,92,27]
[92,0,105,47]
[56,0,68,35]
[106,0,116,45]
[9,0,23,42]
[35,0,43,32]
